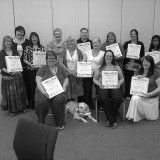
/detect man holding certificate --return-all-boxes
[126,56,160,122]
[123,29,145,98]
[35,51,68,130]
[93,50,124,129]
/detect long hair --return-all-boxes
[29,32,41,48]
[139,55,155,78]
[149,35,160,52]
[130,29,139,41]
[100,50,115,71]
[1,36,12,50]
[106,32,117,43]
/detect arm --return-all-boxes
[36,76,49,98]
[117,66,124,88]
[115,43,125,60]
[82,54,87,62]
[62,77,69,92]
[93,68,101,88]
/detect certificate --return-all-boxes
[145,51,160,64]
[77,62,92,77]
[102,71,118,89]
[130,77,149,95]
[5,56,23,72]
[33,51,46,67]
[126,44,141,59]
[106,43,122,57]
[42,76,64,99]
[77,42,91,54]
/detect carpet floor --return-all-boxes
[0,108,160,160]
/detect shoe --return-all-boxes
[10,113,16,116]
[111,123,118,129]
[23,109,27,113]
[106,121,110,127]
[57,125,64,130]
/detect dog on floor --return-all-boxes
[65,101,97,123]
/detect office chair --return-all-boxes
[13,118,58,160]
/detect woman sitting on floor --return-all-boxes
[35,51,68,130]
[126,55,160,122]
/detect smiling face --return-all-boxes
[92,38,101,50]
[15,30,24,40]
[67,38,76,49]
[5,37,12,49]
[31,35,38,45]
[54,31,62,41]
[142,58,151,70]
[107,33,116,44]
[130,30,137,41]
[47,55,57,67]
[152,38,159,48]
[105,51,114,64]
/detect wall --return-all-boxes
[0,0,160,101]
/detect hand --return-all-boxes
[63,86,66,92]
[137,75,144,79]
[141,92,152,98]
[117,83,121,89]
[43,92,50,99]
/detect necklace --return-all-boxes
[50,66,57,75]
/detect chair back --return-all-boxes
[13,118,58,160]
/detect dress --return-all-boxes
[123,40,145,98]
[0,50,28,113]
[126,70,160,122]
[35,65,67,126]
[83,49,104,109]
[61,49,84,100]
[23,45,44,109]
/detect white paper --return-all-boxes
[33,51,46,67]
[106,43,122,57]
[77,42,91,54]
[5,56,23,72]
[102,71,118,89]
[77,62,92,77]
[145,51,160,64]
[42,76,64,98]
[130,77,149,95]
[126,44,141,59]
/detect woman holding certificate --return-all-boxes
[101,32,125,70]
[35,51,68,129]
[123,29,145,98]
[93,50,124,129]
[23,32,45,109]
[126,55,160,122]
[83,37,104,110]
[60,36,84,101]
[0,36,28,116]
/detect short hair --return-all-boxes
[46,50,57,60]
[130,29,139,40]
[2,36,12,50]
[53,28,62,36]
[14,26,26,36]
[66,36,77,49]
[106,32,117,43]
[92,37,101,44]
[29,32,41,48]
[149,35,160,52]
[80,28,89,33]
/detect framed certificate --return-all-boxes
[126,44,141,59]
[77,62,92,77]
[102,71,118,89]
[130,77,149,95]
[145,51,160,64]
[42,76,64,99]
[5,56,23,72]
[77,42,91,54]
[106,43,122,57]
[33,51,46,67]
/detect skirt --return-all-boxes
[126,95,159,122]
[1,74,28,113]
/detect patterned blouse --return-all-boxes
[24,45,44,70]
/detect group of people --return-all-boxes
[0,26,160,130]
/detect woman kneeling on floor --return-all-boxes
[126,55,160,122]
[35,51,68,130]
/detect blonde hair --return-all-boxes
[2,36,12,50]
[66,36,77,49]
[53,28,62,36]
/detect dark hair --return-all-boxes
[149,35,160,52]
[14,26,25,36]
[29,32,41,48]
[100,50,115,70]
[139,55,155,77]
[46,51,57,60]
[80,28,89,32]
[130,29,139,40]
